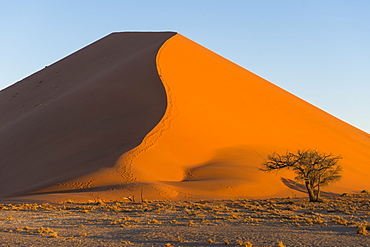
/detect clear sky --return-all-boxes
[1,1,369,133]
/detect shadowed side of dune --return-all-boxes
[0,32,176,197]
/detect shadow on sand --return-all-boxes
[281,177,340,197]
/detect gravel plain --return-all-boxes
[1,195,370,246]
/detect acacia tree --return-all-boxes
[261,149,342,202]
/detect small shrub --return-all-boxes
[333,216,348,225]
[121,241,133,244]
[236,240,244,246]
[173,236,182,242]
[313,217,323,224]
[97,199,106,206]
[304,218,313,226]
[357,225,368,235]
[148,219,161,224]
[276,241,286,247]
[188,220,195,226]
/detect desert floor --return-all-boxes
[1,194,370,246]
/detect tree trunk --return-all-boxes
[315,176,323,202]
[305,181,317,202]
[316,183,323,202]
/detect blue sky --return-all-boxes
[1,1,369,133]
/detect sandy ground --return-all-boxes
[1,194,370,246]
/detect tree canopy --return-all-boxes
[261,149,342,202]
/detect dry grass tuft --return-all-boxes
[121,240,133,244]
[97,199,106,206]
[148,219,161,224]
[333,216,348,226]
[172,236,183,242]
[276,241,286,247]
[236,240,253,246]
[187,220,195,226]
[357,225,368,235]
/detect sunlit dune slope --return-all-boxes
[0,32,176,197]
[123,34,370,199]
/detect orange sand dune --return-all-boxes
[1,32,369,202]
[121,34,370,200]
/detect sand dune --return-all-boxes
[0,32,369,202]
[124,34,370,200]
